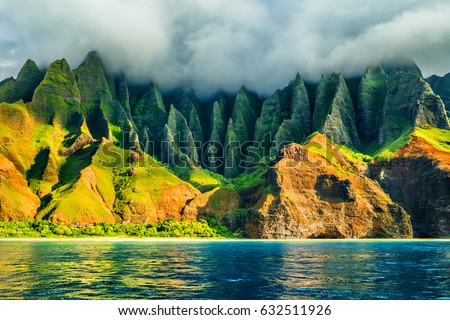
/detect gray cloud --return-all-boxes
[1,0,450,96]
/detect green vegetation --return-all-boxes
[172,165,228,192]
[302,133,371,175]
[313,74,339,131]
[0,219,232,238]
[367,125,413,160]
[0,79,16,103]
[232,165,266,191]
[31,59,82,127]
[414,127,450,152]
[338,144,373,163]
[253,74,312,158]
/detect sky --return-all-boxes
[1,0,450,96]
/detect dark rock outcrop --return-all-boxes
[58,133,97,157]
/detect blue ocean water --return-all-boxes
[0,240,448,299]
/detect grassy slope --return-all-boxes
[414,127,450,153]
[172,164,227,192]
[37,140,200,224]
[365,126,413,160]
[232,166,267,192]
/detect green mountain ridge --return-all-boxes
[0,51,449,238]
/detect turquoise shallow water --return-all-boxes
[0,240,449,299]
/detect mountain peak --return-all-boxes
[80,50,104,71]
[377,56,422,77]
[17,59,39,78]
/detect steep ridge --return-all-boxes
[313,74,360,148]
[275,73,312,147]
[132,83,167,151]
[163,105,199,165]
[74,51,135,144]
[31,58,83,131]
[204,98,228,173]
[253,73,311,158]
[358,66,388,142]
[169,89,204,144]
[224,87,261,177]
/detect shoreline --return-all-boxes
[0,237,449,243]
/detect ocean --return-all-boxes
[0,240,448,299]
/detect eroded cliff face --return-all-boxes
[183,187,240,229]
[370,135,450,237]
[245,138,413,239]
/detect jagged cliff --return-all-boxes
[245,135,412,239]
[0,51,449,238]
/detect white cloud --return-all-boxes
[1,0,450,96]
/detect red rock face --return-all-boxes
[245,141,413,239]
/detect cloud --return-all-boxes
[1,0,450,96]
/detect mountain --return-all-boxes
[0,51,449,238]
[0,59,44,104]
